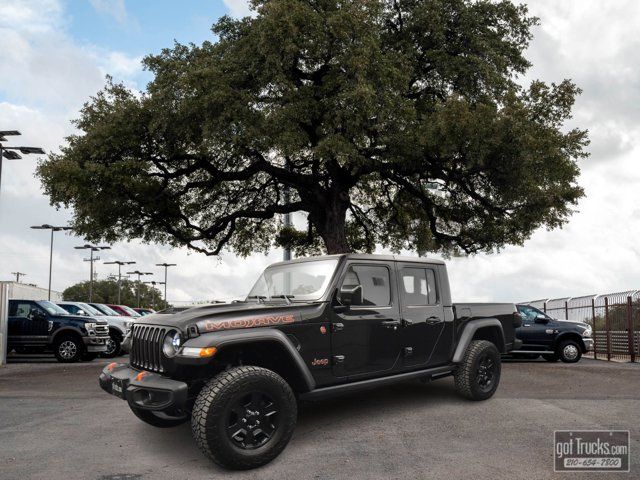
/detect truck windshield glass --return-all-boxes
[247,259,339,301]
[38,301,70,316]
[77,302,103,316]
[121,305,142,317]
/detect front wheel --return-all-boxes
[130,406,189,428]
[191,366,297,470]
[558,340,582,363]
[454,340,501,401]
[102,333,122,358]
[54,335,83,363]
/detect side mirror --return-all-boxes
[339,285,363,307]
[77,310,86,316]
[535,314,549,324]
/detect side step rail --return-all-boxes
[507,350,555,355]
[300,365,454,401]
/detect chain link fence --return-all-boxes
[522,291,639,362]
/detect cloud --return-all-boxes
[222,0,255,18]
[89,0,128,25]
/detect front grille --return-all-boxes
[95,324,109,335]
[130,324,169,373]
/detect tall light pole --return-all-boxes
[127,270,152,307]
[31,224,72,300]
[144,280,165,309]
[75,244,110,302]
[104,260,136,304]
[155,263,176,306]
[0,131,45,202]
[11,272,26,283]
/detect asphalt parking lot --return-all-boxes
[1,356,638,480]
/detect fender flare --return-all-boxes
[452,318,505,363]
[183,328,316,392]
[50,327,85,344]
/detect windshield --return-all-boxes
[121,305,142,317]
[92,303,120,316]
[77,302,102,316]
[37,301,70,316]
[247,259,339,301]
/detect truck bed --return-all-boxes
[453,303,521,352]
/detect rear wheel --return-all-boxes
[54,335,83,363]
[558,340,582,363]
[454,340,501,401]
[130,406,189,428]
[191,366,297,470]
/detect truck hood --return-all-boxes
[134,301,312,333]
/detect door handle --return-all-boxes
[426,316,443,325]
[401,318,414,327]
[332,322,344,333]
[381,320,401,330]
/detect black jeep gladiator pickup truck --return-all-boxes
[8,299,109,362]
[99,254,521,469]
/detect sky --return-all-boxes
[0,0,639,305]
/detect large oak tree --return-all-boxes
[38,0,587,256]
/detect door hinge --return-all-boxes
[403,347,413,357]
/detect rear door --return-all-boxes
[397,263,447,367]
[331,261,401,377]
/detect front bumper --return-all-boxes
[583,338,594,352]
[84,335,109,353]
[99,363,188,411]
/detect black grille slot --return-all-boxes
[130,324,168,373]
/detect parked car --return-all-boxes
[89,303,122,317]
[512,304,593,363]
[100,254,521,469]
[133,308,155,316]
[8,299,109,362]
[107,304,142,317]
[57,301,133,357]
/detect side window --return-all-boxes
[519,306,536,323]
[341,265,391,307]
[401,268,437,305]
[63,305,78,314]
[9,301,33,317]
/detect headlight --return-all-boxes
[162,330,182,357]
[582,326,592,338]
[84,322,97,334]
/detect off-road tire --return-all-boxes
[542,353,559,362]
[558,340,582,363]
[191,366,297,470]
[130,406,189,428]
[53,335,84,363]
[454,340,501,401]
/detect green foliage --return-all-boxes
[62,279,169,310]
[38,0,588,256]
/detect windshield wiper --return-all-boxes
[271,295,295,305]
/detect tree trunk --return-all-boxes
[312,191,351,254]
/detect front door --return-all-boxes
[8,301,48,344]
[331,262,401,378]
[518,305,554,349]
[397,264,447,366]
